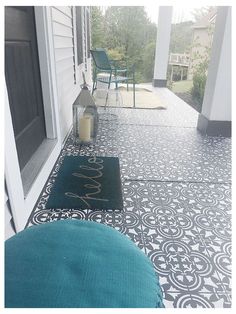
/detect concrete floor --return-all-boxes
[27,88,231,308]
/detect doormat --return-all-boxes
[93,87,167,109]
[119,88,167,109]
[46,156,123,210]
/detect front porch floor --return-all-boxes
[27,88,231,308]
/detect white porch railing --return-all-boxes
[169,53,190,66]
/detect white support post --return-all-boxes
[197,6,231,137]
[153,6,173,87]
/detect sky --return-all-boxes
[145,6,204,24]
[101,5,205,24]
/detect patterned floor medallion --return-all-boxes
[27,98,231,308]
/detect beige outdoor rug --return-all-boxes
[93,87,167,109]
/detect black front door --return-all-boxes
[5,6,46,170]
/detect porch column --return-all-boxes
[197,7,231,137]
[153,6,173,87]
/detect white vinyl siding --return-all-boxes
[54,6,72,17]
[51,7,72,27]
[51,6,92,141]
[54,36,74,49]
[54,47,74,62]
[52,6,79,140]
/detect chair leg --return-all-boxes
[92,80,96,95]
[108,72,112,89]
[132,71,135,108]
[133,81,135,108]
[105,90,109,108]
[105,72,112,109]
[92,71,97,95]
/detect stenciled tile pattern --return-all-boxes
[27,103,231,308]
[78,121,231,183]
[97,86,199,127]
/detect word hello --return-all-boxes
[65,156,109,207]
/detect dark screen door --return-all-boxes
[5,6,46,170]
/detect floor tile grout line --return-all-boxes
[171,236,192,299]
[164,190,231,304]
[124,180,149,256]
[123,179,231,185]
[118,123,197,129]
[170,212,231,300]
[194,224,231,296]
[27,130,231,307]
[136,193,148,256]
[156,182,185,303]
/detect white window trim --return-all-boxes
[85,7,92,85]
[82,7,87,71]
[5,82,25,232]
[5,6,62,231]
[72,6,79,84]
[35,7,60,140]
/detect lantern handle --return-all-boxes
[81,72,89,90]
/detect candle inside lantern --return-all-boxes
[79,116,91,142]
[84,113,94,137]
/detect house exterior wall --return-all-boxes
[188,26,214,80]
[51,6,91,141]
[5,6,92,238]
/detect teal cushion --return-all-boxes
[5,219,164,308]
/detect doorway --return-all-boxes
[5,6,46,170]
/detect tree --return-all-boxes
[91,7,105,48]
[91,6,157,82]
[191,6,214,22]
[104,6,157,82]
[141,42,156,81]
[169,21,194,54]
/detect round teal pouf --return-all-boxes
[5,219,164,308]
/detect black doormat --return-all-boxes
[46,156,123,210]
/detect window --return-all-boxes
[83,7,87,70]
[86,9,90,58]
[75,6,83,65]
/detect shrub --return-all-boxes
[191,71,207,104]
[107,48,125,61]
[141,42,156,82]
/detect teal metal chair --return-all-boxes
[90,48,136,107]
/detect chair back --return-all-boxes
[90,49,111,71]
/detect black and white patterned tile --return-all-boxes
[164,291,231,308]
[96,83,199,127]
[97,99,198,127]
[27,106,231,308]
[78,122,231,183]
[28,179,231,308]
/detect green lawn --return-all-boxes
[171,80,193,93]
